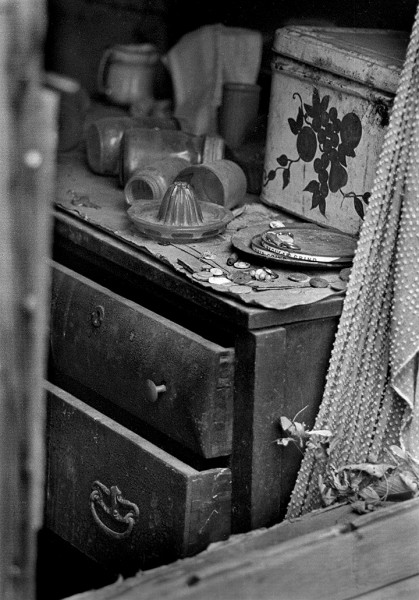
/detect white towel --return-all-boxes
[163,24,262,136]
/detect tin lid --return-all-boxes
[273,27,409,94]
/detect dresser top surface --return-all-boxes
[54,151,344,330]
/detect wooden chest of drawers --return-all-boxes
[50,262,234,458]
[45,382,231,573]
[47,155,344,573]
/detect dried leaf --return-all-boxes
[306,429,333,438]
[280,416,294,433]
[321,486,336,507]
[330,470,349,493]
[359,486,381,503]
[275,437,293,447]
[339,462,395,478]
[349,473,364,492]
[294,422,307,437]
[399,471,419,493]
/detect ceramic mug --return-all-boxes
[97,44,159,107]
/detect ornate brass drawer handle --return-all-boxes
[90,480,139,539]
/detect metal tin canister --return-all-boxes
[261,26,408,235]
[175,159,247,210]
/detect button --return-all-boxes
[330,280,347,291]
[339,267,351,282]
[229,271,252,285]
[209,276,232,285]
[229,285,252,294]
[309,277,329,288]
[234,261,251,269]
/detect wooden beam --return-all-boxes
[64,499,419,600]
[0,1,58,599]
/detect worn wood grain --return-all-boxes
[63,499,419,600]
[49,261,234,458]
[231,315,339,531]
[45,382,231,574]
[354,574,419,599]
[53,162,344,333]
[0,2,58,599]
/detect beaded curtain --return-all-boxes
[286,5,419,518]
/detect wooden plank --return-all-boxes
[231,315,338,531]
[0,1,58,599]
[231,327,287,531]
[63,499,419,600]
[354,574,419,599]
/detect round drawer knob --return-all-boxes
[145,379,166,403]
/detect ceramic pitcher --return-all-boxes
[97,44,159,106]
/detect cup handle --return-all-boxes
[97,48,112,96]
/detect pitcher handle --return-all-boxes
[97,47,113,96]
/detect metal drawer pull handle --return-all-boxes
[90,305,104,327]
[145,379,167,403]
[90,480,139,539]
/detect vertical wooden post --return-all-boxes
[0,1,58,599]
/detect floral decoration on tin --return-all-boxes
[263,88,371,219]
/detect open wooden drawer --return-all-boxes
[45,382,231,574]
[49,261,235,458]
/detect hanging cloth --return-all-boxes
[287,6,419,518]
[162,25,262,136]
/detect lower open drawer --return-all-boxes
[44,382,231,574]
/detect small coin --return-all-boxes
[192,271,213,281]
[229,285,253,294]
[288,272,310,283]
[339,267,351,282]
[203,251,216,260]
[229,271,252,285]
[210,267,224,276]
[209,276,232,286]
[330,279,347,292]
[309,277,329,288]
[234,261,251,269]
